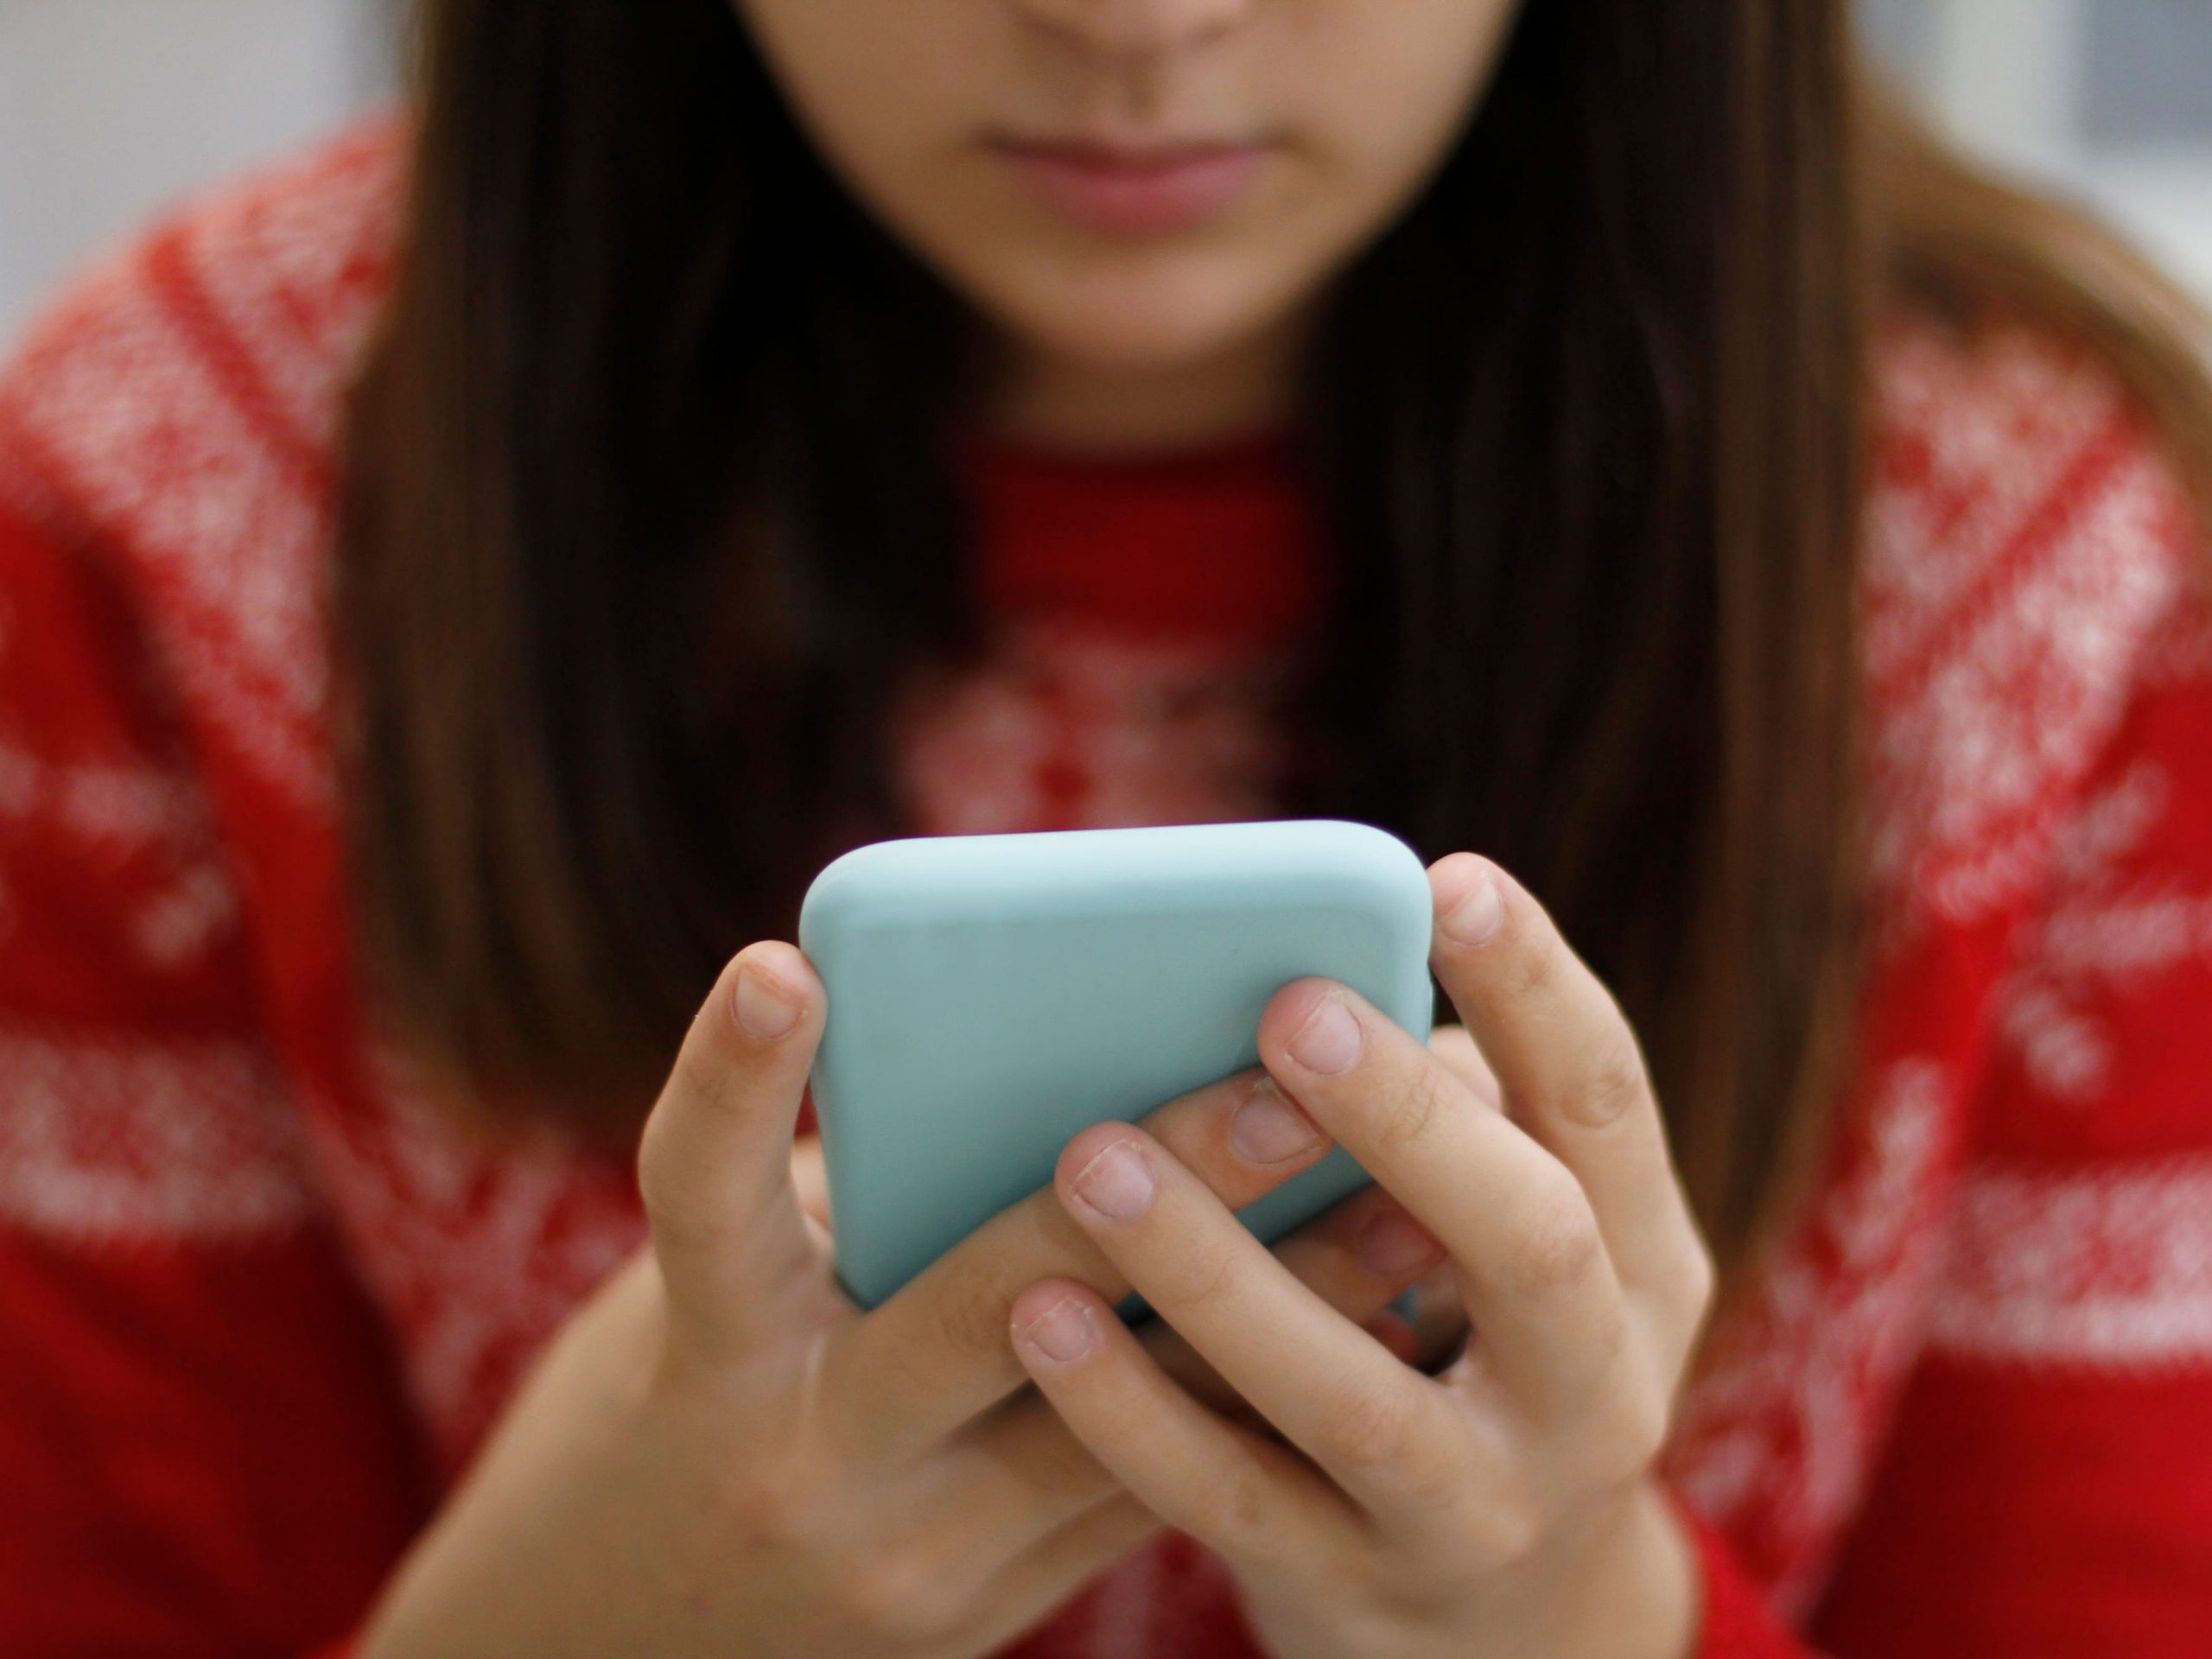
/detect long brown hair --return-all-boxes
[335,0,2212,1270]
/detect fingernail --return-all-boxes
[1017,1295,1096,1363]
[1358,1209,1444,1276]
[1071,1139,1156,1220]
[733,963,801,1041]
[1437,861,1504,947]
[1286,992,1362,1075]
[1229,1077,1325,1164]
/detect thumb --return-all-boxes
[637,940,826,1352]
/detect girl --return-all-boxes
[2,2,2208,1655]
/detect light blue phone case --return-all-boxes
[798,819,1436,1310]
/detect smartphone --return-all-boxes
[798,819,1436,1310]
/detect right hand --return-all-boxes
[358,941,1452,1659]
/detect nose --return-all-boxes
[1015,0,1253,60]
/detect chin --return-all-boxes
[969,244,1320,379]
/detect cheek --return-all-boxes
[734,0,1522,376]
[738,2,1044,336]
[734,0,991,210]
[1297,0,1522,232]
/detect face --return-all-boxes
[734,1,1523,391]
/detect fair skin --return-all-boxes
[1007,858,1710,1659]
[363,940,1473,1656]
[364,3,1717,1655]
[738,0,1522,450]
[362,868,1708,1659]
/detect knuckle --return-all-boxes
[669,1031,734,1112]
[1469,1489,1545,1572]
[716,1437,844,1554]
[1325,1380,1422,1477]
[1371,1062,1459,1158]
[1610,1377,1674,1472]
[1675,1230,1719,1332]
[632,1132,681,1238]
[1569,1030,1652,1128]
[1502,1176,1605,1297]
[1579,1287,1634,1380]
[714,1440,992,1643]
[1436,1458,1548,1574]
[1497,930,1562,1003]
[633,1112,681,1214]
[837,1543,973,1643]
[931,1258,1020,1370]
[1389,1452,1470,1521]
[1162,1244,1243,1317]
[1186,1463,1275,1555]
[636,1135,723,1258]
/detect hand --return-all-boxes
[1006,855,1716,1659]
[359,941,1443,1659]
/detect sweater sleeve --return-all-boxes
[1803,512,2212,1654]
[0,482,430,1656]
[1683,1510,1823,1659]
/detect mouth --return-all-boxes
[988,136,1277,236]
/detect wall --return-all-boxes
[0,0,393,344]
[1865,0,2212,305]
[0,1,2206,351]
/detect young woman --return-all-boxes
[2,1,2209,1654]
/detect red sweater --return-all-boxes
[2,121,2209,1659]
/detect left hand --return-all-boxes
[1007,854,1716,1659]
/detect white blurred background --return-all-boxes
[1,0,2209,347]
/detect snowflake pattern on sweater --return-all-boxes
[1,122,2209,1658]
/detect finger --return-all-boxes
[789,1134,836,1262]
[1135,1182,1446,1414]
[791,1134,832,1231]
[1009,1277,1353,1580]
[1425,855,1711,1348]
[1429,1024,1502,1108]
[1014,1493,1160,1585]
[1047,1125,1478,1516]
[1258,978,1627,1408]
[943,1382,1117,1531]
[823,1070,1337,1465]
[939,1179,1445,1554]
[967,1496,1160,1656]
[636,941,826,1351]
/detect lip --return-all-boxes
[992,137,1274,235]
